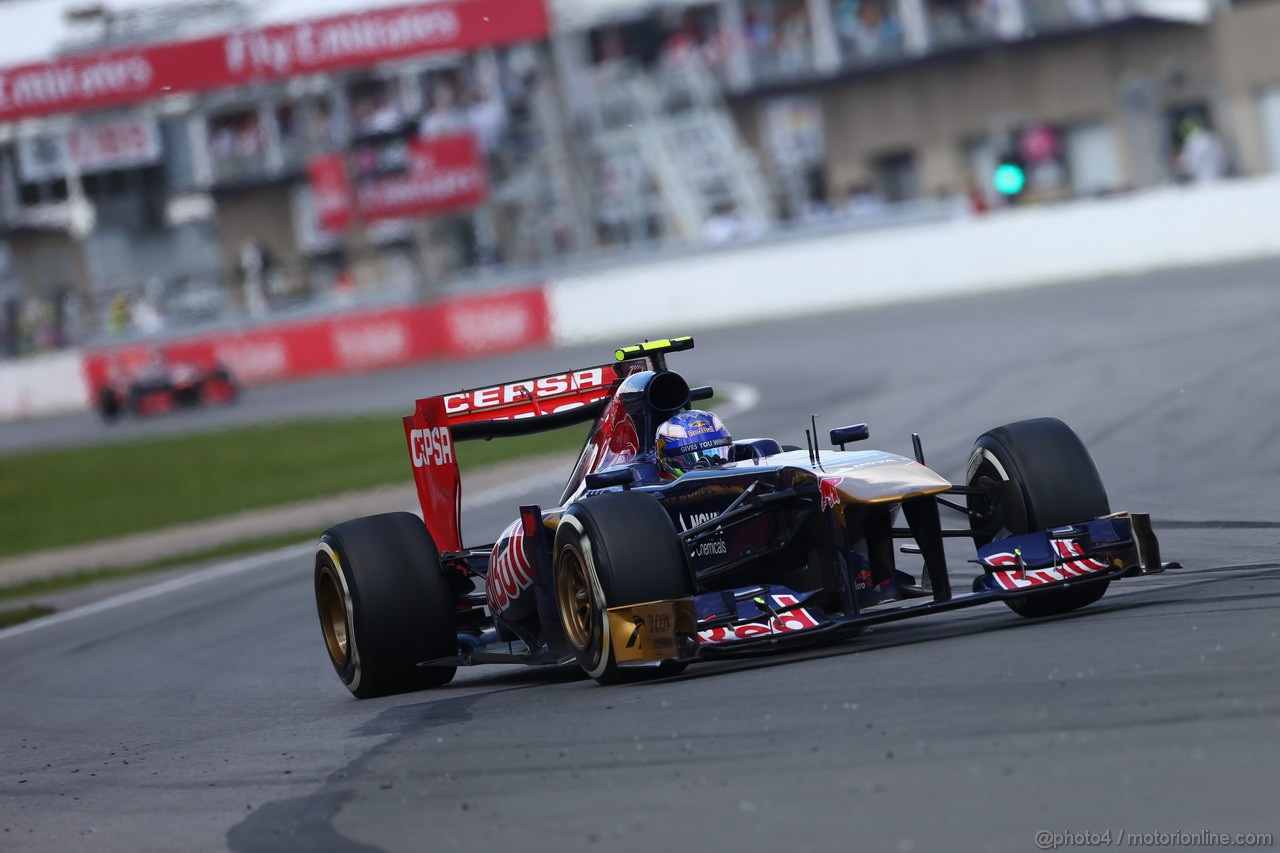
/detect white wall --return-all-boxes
[1260,85,1280,173]
[0,351,90,421]
[550,175,1280,344]
[1065,122,1123,196]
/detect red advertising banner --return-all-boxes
[81,285,552,392]
[358,134,488,224]
[0,0,548,122]
[439,287,550,356]
[308,152,353,233]
[308,133,486,230]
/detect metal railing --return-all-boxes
[60,194,963,350]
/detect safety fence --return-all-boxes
[1,284,550,420]
[5,174,1280,422]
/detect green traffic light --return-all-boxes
[993,163,1026,196]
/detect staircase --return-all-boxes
[573,57,774,245]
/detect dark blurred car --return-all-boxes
[97,350,239,421]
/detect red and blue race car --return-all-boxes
[313,337,1173,697]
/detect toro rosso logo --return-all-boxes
[444,369,608,417]
[409,427,454,468]
[487,520,535,613]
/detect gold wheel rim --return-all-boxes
[318,565,351,666]
[557,547,595,652]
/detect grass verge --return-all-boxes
[0,530,316,604]
[0,605,55,629]
[0,414,587,561]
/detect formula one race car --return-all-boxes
[314,337,1173,697]
[97,349,238,421]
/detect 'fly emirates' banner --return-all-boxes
[0,0,548,122]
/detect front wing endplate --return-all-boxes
[608,600,698,664]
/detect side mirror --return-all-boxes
[584,468,635,490]
[829,424,870,449]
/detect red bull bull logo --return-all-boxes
[820,477,843,510]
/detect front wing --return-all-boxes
[607,512,1168,666]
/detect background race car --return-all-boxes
[96,349,239,421]
[313,336,1175,697]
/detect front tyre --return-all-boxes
[315,512,457,698]
[966,417,1112,618]
[554,491,693,685]
[204,367,239,405]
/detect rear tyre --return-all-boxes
[98,388,121,422]
[554,491,693,685]
[315,512,457,698]
[965,417,1111,618]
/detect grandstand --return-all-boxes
[4,0,1277,358]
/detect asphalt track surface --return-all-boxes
[3,259,1280,852]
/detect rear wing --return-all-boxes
[404,337,695,552]
[403,360,648,552]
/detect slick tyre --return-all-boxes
[315,512,457,698]
[554,491,693,685]
[98,388,121,422]
[965,417,1112,619]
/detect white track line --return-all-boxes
[0,381,761,643]
[0,545,314,642]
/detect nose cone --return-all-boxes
[817,451,951,504]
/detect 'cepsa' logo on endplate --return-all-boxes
[409,427,454,468]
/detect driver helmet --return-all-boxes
[656,410,733,479]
